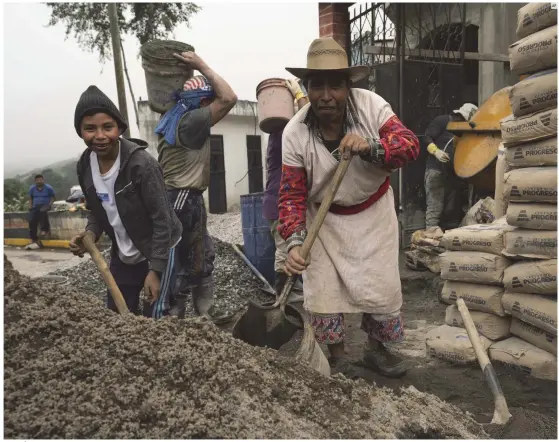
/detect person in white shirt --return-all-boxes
[69,86,182,318]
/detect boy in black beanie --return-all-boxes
[69,86,182,318]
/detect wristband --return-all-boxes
[427,143,439,155]
[295,91,306,101]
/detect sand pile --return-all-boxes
[4,257,488,439]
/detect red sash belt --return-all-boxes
[328,177,390,215]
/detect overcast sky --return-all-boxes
[3,2,320,175]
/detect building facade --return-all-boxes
[138,100,268,213]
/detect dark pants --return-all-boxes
[29,206,50,241]
[107,250,177,319]
[167,188,216,315]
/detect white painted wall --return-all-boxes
[138,100,269,212]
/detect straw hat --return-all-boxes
[286,37,370,83]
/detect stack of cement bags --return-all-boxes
[488,3,558,381]
[426,223,514,364]
[427,218,557,380]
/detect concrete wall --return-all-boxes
[5,210,89,241]
[138,100,269,211]
[478,3,521,104]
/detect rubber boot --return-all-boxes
[192,276,233,325]
[363,344,407,378]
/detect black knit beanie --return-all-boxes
[74,86,128,137]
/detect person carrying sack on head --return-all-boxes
[278,38,420,379]
[153,50,237,324]
[424,103,477,229]
[69,86,182,319]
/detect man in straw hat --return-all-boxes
[278,38,420,378]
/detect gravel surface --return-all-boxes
[207,211,244,245]
[48,236,269,316]
[4,257,489,439]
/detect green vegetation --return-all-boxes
[46,3,201,61]
[4,159,79,212]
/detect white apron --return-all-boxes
[282,89,403,316]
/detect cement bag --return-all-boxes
[510,69,557,117]
[506,202,558,230]
[489,337,557,381]
[501,109,557,145]
[510,318,557,355]
[459,197,496,227]
[440,251,511,286]
[509,25,557,75]
[445,305,511,341]
[441,222,515,255]
[426,325,492,364]
[503,167,557,203]
[503,259,557,295]
[504,137,558,168]
[503,229,557,259]
[516,3,558,39]
[441,280,507,316]
[502,292,557,335]
[495,145,507,218]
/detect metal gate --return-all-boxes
[349,3,471,247]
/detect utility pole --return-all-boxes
[108,3,130,138]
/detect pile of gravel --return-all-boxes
[207,211,244,245]
[4,258,488,439]
[48,237,269,315]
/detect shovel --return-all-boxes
[82,235,129,315]
[232,153,353,350]
[457,299,511,425]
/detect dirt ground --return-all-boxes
[334,264,557,437]
[223,259,557,438]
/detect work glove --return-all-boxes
[427,143,450,163]
[285,79,305,101]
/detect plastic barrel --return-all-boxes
[240,192,275,285]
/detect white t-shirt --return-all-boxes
[90,149,145,265]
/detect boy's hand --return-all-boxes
[144,270,161,305]
[69,231,96,257]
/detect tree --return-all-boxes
[46,3,200,62]
[46,3,200,128]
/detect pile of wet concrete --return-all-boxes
[4,257,488,439]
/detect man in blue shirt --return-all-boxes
[28,174,55,245]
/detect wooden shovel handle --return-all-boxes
[277,154,353,308]
[457,299,511,425]
[299,154,352,260]
[82,235,129,314]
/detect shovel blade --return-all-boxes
[232,302,301,350]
